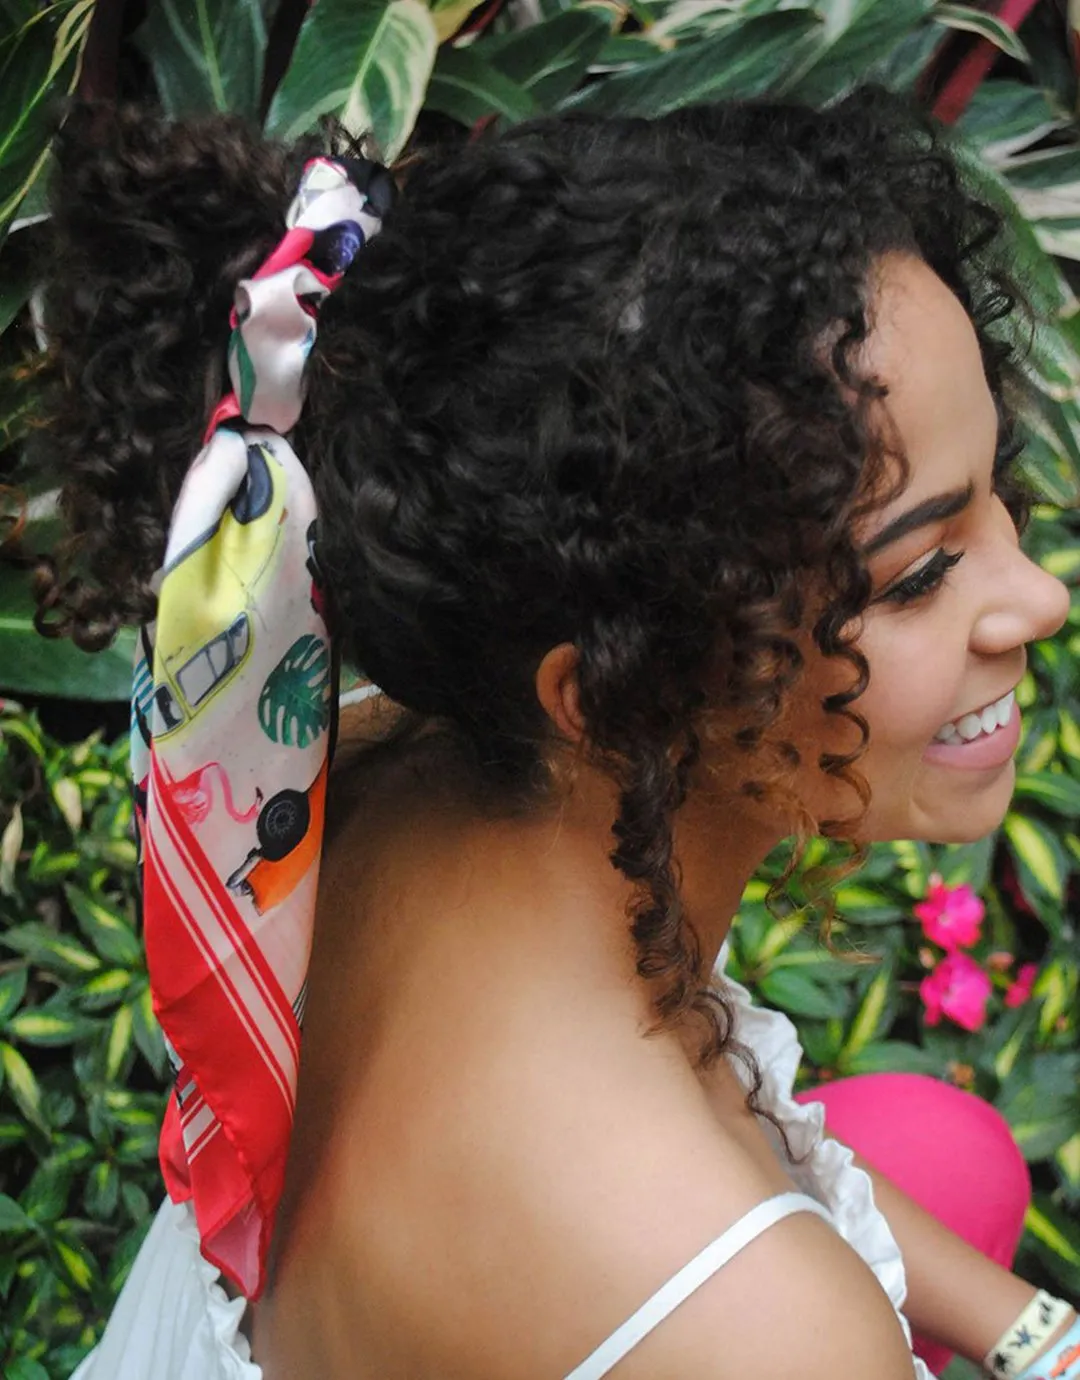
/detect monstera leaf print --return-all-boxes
[258,635,332,748]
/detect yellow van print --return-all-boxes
[153,442,287,741]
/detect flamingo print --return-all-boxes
[170,762,262,829]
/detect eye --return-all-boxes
[877,548,965,606]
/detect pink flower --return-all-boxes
[1004,963,1039,1009]
[913,874,985,951]
[920,953,993,1032]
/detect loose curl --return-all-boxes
[38,93,1026,1120]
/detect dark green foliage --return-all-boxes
[0,701,167,1377]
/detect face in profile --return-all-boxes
[800,253,1069,847]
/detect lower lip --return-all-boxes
[922,700,1021,771]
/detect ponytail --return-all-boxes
[37,104,314,646]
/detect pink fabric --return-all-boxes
[796,1072,1032,1375]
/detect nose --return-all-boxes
[970,509,1071,658]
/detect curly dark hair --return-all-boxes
[38,92,1025,1105]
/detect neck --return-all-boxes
[537,753,785,984]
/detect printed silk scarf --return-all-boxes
[130,155,392,1300]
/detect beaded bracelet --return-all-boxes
[1011,1309,1080,1380]
[983,1293,1075,1379]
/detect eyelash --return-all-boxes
[879,548,965,605]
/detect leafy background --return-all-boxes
[0,2,1078,1377]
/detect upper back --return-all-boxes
[252,715,916,1380]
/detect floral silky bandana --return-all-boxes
[130,155,392,1300]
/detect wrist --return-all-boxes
[985,1299,1079,1380]
[1014,1311,1080,1380]
[987,1291,1080,1380]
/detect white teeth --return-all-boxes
[935,690,1015,745]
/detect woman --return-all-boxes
[42,91,1079,1379]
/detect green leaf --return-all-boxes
[424,45,541,128]
[5,1360,51,1380]
[1003,811,1070,920]
[1013,771,1080,818]
[0,1191,32,1232]
[1056,1132,1080,1194]
[131,983,167,1078]
[757,968,849,1019]
[833,884,904,926]
[644,0,747,43]
[136,0,268,120]
[0,560,138,700]
[950,140,1071,322]
[1017,708,1061,775]
[0,966,27,1026]
[63,885,142,967]
[106,1003,135,1081]
[0,922,101,975]
[47,1132,93,1169]
[79,967,134,1009]
[121,1180,152,1223]
[1060,710,1080,767]
[482,8,611,108]
[957,80,1063,161]
[1034,959,1078,1041]
[51,1229,99,1293]
[0,1,95,240]
[561,12,819,117]
[997,1053,1080,1161]
[1018,427,1080,509]
[5,1004,91,1046]
[933,4,1029,62]
[1025,1194,1080,1278]
[777,0,937,106]
[265,0,437,162]
[756,911,809,962]
[841,964,893,1060]
[936,836,995,893]
[798,1018,844,1068]
[27,842,82,884]
[84,1160,120,1221]
[0,1039,47,1133]
[839,1041,942,1076]
[21,1156,73,1223]
[1040,544,1080,582]
[257,633,333,749]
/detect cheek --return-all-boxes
[855,618,966,750]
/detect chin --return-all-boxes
[910,765,1017,845]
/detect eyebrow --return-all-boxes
[861,481,975,556]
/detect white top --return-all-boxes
[70,948,935,1380]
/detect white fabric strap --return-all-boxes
[563,1191,834,1380]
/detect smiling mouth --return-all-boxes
[933,690,1016,746]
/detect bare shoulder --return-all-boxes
[595,1199,918,1380]
[302,1021,917,1380]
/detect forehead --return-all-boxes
[860,253,998,496]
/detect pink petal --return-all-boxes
[1004,963,1039,1009]
[937,954,992,1033]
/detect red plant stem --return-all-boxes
[459,0,508,41]
[932,0,1044,125]
[77,0,126,103]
